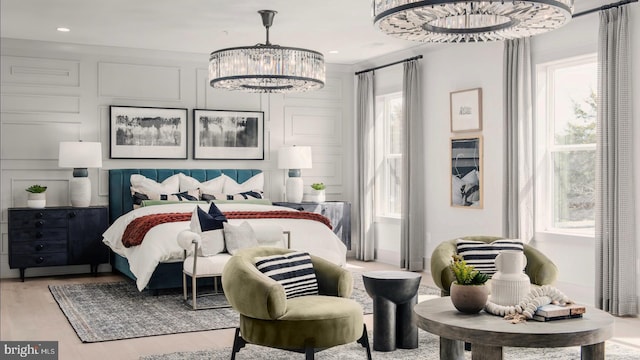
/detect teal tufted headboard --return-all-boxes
[108,168,262,223]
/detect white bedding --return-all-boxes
[102,203,347,291]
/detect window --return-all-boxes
[536,55,597,236]
[375,92,403,218]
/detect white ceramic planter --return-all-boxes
[27,192,46,208]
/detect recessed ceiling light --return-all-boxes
[56,27,70,32]
[329,50,339,54]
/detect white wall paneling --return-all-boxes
[1,56,80,87]
[0,39,355,278]
[1,123,81,160]
[1,93,80,117]
[98,62,182,101]
[283,107,342,146]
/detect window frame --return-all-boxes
[374,91,403,220]
[535,54,597,239]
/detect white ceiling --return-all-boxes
[0,0,611,65]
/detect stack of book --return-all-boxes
[533,303,586,322]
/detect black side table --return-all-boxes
[362,270,422,351]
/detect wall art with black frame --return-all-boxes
[193,109,264,160]
[109,105,188,159]
[451,135,483,208]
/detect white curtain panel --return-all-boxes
[400,60,426,271]
[356,72,376,261]
[503,38,534,244]
[595,5,638,316]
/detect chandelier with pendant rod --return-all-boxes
[209,10,325,93]
[373,0,574,43]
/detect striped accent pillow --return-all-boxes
[456,239,524,276]
[255,252,319,299]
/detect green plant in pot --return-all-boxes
[26,184,47,209]
[449,254,489,313]
[309,183,326,203]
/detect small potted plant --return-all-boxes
[26,184,47,209]
[308,183,326,203]
[449,254,489,313]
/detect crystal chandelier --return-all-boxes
[373,0,574,43]
[209,10,325,93]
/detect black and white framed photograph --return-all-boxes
[451,135,483,209]
[193,109,264,160]
[109,105,187,159]
[450,88,482,132]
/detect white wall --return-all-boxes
[0,38,355,278]
[356,41,505,268]
[355,5,640,305]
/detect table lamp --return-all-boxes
[278,146,312,203]
[58,141,102,207]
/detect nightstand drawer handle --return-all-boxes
[35,220,44,227]
[36,212,44,219]
[35,232,43,238]
[69,212,76,218]
[36,256,44,264]
[35,244,45,251]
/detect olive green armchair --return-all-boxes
[222,247,372,360]
[430,236,558,296]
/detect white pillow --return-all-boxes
[189,203,227,256]
[130,174,180,194]
[179,173,226,194]
[223,173,264,194]
[223,221,258,255]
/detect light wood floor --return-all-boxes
[1,260,638,360]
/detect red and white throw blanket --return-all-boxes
[122,210,332,248]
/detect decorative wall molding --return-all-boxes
[1,123,80,160]
[98,62,183,101]
[1,56,80,87]
[1,93,80,119]
[283,107,343,146]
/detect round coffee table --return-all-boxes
[362,270,422,351]
[414,297,614,360]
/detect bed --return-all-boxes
[105,168,347,292]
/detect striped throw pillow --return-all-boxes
[456,239,524,277]
[255,252,319,299]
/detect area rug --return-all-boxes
[49,272,439,343]
[139,330,640,360]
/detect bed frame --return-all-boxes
[108,168,263,293]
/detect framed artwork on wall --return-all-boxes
[451,135,483,209]
[450,88,482,132]
[109,105,188,159]
[193,109,264,160]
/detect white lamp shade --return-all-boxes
[59,142,102,168]
[278,146,312,169]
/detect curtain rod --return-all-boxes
[355,55,423,76]
[573,0,637,18]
